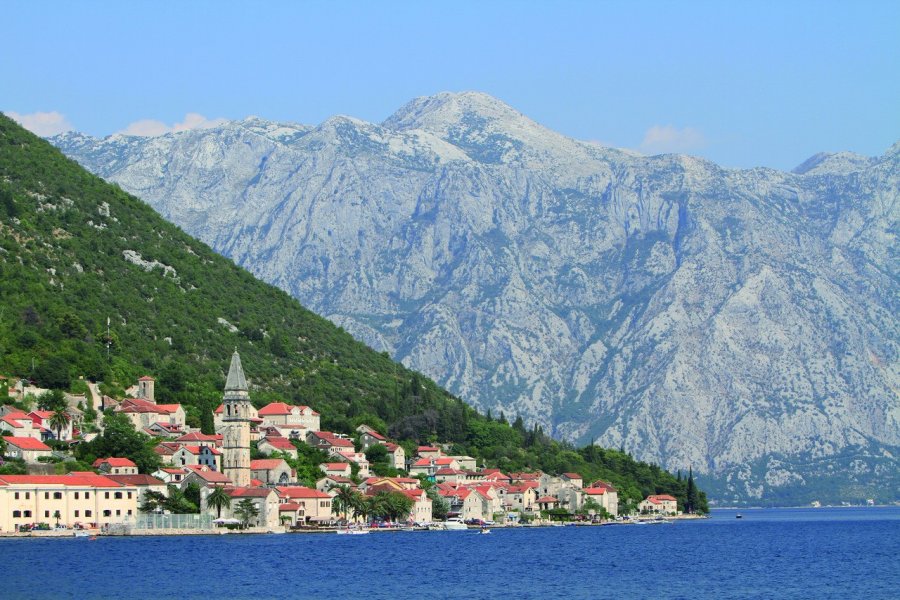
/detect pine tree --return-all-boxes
[686,467,696,514]
[200,402,215,435]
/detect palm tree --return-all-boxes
[351,493,370,525]
[53,510,61,527]
[330,484,357,522]
[234,498,259,529]
[207,486,231,519]
[49,409,69,441]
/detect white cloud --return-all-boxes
[639,125,706,155]
[117,112,228,137]
[6,111,73,137]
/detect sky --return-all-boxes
[4,1,899,170]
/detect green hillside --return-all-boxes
[0,114,705,511]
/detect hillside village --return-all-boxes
[0,352,688,534]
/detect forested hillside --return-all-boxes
[0,114,704,510]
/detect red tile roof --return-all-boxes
[563,472,582,480]
[106,474,165,486]
[276,486,331,499]
[250,459,287,470]
[260,437,296,450]
[258,402,318,416]
[138,376,155,381]
[0,473,123,487]
[536,496,559,503]
[583,487,608,496]
[175,433,222,443]
[92,457,137,468]
[3,436,51,451]
[362,430,386,440]
[279,502,302,511]
[322,463,350,471]
[226,486,274,498]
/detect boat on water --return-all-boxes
[336,526,370,535]
[736,514,743,519]
[479,528,491,535]
[73,530,91,538]
[442,518,468,531]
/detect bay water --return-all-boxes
[2,507,897,599]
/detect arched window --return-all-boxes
[53,492,62,500]
[114,492,123,500]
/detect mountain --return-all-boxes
[49,93,900,505]
[0,113,704,510]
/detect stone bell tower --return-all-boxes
[221,349,251,487]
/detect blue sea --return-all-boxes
[1,507,898,599]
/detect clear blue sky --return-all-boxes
[4,0,898,169]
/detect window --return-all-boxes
[127,491,132,499]
[75,492,79,499]
[127,510,132,515]
[75,511,80,517]
[44,492,49,499]
[12,511,21,518]
[104,492,110,499]
[44,511,50,518]
[23,511,31,518]
[25,492,30,499]
[53,492,62,500]
[114,492,123,500]
[85,510,92,517]
[14,492,18,500]
[115,510,121,516]
[103,510,111,517]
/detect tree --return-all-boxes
[33,356,71,390]
[49,409,69,441]
[199,403,215,435]
[38,389,67,412]
[330,485,357,522]
[206,486,231,518]
[0,436,6,457]
[74,412,161,474]
[234,498,260,528]
[426,487,449,521]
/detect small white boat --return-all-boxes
[479,528,491,535]
[442,518,468,531]
[73,530,91,538]
[336,527,370,535]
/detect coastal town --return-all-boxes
[1,351,687,536]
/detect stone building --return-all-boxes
[221,351,252,487]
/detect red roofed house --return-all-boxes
[383,443,406,471]
[581,487,619,517]
[355,424,387,450]
[257,402,320,432]
[0,472,138,532]
[3,436,52,463]
[92,457,138,475]
[639,494,678,515]
[257,436,298,459]
[0,412,42,440]
[276,487,333,525]
[333,450,370,477]
[306,431,354,453]
[172,446,222,471]
[250,458,295,486]
[320,462,352,478]
[417,446,441,459]
[115,398,185,431]
[29,410,73,441]
[152,467,187,485]
[180,465,232,490]
[315,475,354,494]
[498,484,539,513]
[174,433,223,449]
[536,496,560,511]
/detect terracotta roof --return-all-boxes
[183,465,231,483]
[250,459,286,470]
[226,486,274,498]
[536,496,559,503]
[362,430,386,440]
[175,433,222,442]
[412,458,432,467]
[106,474,165,486]
[583,487,608,495]
[279,502,301,511]
[3,436,51,451]
[384,443,401,452]
[1,415,30,427]
[93,457,137,468]
[258,402,319,416]
[260,437,296,449]
[647,494,677,502]
[590,480,618,492]
[276,486,331,499]
[436,468,465,475]
[178,445,221,455]
[0,473,123,487]
[318,475,353,484]
[563,472,582,480]
[138,376,155,381]
[322,463,350,471]
[417,446,439,452]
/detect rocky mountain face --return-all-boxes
[50,92,899,504]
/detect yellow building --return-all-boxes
[0,472,138,531]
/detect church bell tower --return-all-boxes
[221,349,251,487]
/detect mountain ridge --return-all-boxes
[46,93,900,504]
